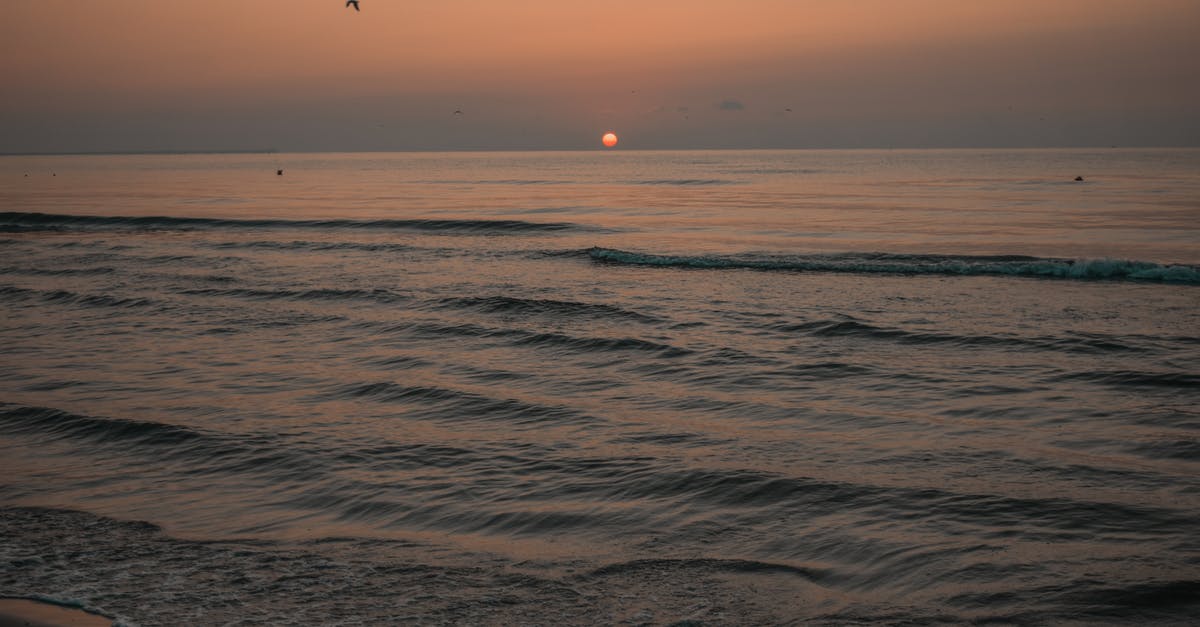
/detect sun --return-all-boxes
[602,132,618,148]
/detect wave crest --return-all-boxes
[588,248,1200,283]
[0,212,588,234]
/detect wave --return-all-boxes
[511,331,692,357]
[0,266,116,277]
[588,248,1200,284]
[367,320,692,357]
[0,404,211,448]
[177,286,409,305]
[0,212,589,234]
[209,240,421,253]
[940,579,1200,624]
[0,284,157,310]
[0,405,332,483]
[435,295,661,323]
[1127,439,1200,462]
[601,466,1192,539]
[587,557,830,581]
[1054,370,1200,389]
[776,317,1147,354]
[329,382,602,427]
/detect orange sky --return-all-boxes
[2,0,1198,151]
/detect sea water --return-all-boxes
[1,149,1198,625]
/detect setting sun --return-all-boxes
[602,132,618,148]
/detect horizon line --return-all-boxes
[3,145,1199,157]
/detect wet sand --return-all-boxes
[0,599,111,627]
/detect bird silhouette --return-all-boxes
[346,0,359,11]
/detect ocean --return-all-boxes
[1,148,1198,625]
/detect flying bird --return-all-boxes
[346,0,359,11]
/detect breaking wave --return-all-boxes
[0,212,590,234]
[588,248,1200,283]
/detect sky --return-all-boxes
[2,0,1198,152]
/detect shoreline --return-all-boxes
[0,599,112,627]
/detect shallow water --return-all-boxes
[1,149,1198,625]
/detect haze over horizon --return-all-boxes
[3,0,1198,153]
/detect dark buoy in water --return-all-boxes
[277,169,283,176]
[1074,176,1084,181]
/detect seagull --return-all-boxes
[346,0,359,11]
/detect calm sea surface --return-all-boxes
[1,149,1198,625]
